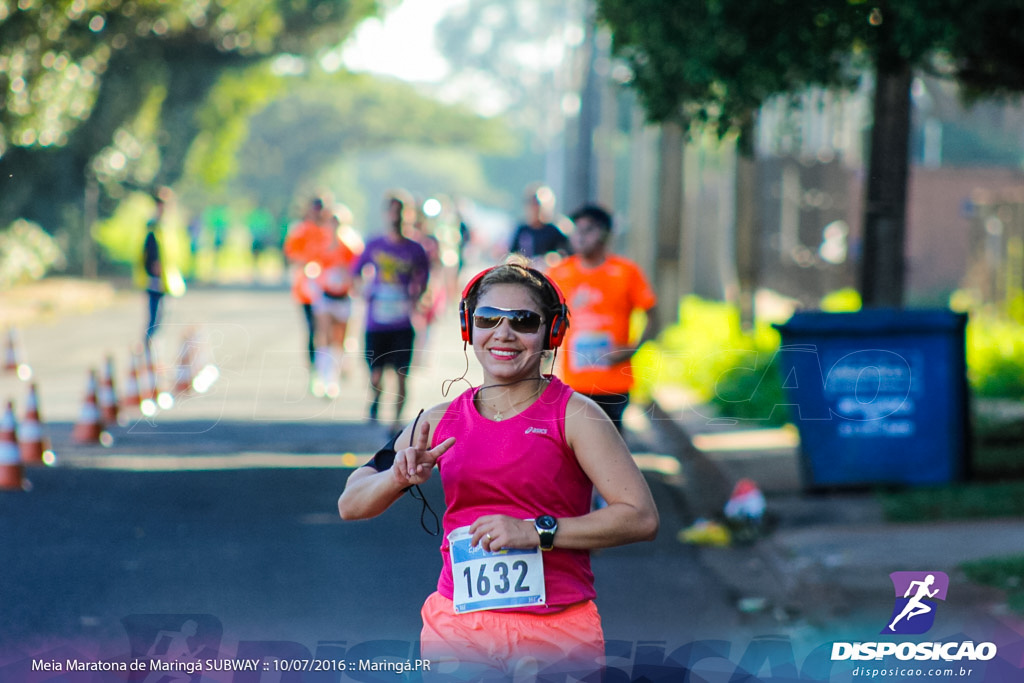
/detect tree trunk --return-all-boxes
[654,120,686,324]
[625,101,659,280]
[734,116,759,328]
[595,38,618,210]
[860,59,912,308]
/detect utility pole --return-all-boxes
[565,0,601,211]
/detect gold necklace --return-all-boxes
[486,379,548,421]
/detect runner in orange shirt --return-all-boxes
[547,204,658,433]
[309,206,364,398]
[283,197,331,388]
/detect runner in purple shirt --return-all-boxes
[353,191,430,430]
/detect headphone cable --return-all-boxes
[441,343,473,398]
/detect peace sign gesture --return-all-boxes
[391,418,456,488]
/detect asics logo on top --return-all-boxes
[524,427,548,435]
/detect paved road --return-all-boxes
[0,285,770,678]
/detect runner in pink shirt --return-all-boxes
[339,259,659,681]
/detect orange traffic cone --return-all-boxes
[121,352,142,410]
[4,328,29,378]
[0,401,26,490]
[99,355,119,425]
[18,383,47,465]
[71,369,104,445]
[174,334,195,395]
[4,329,18,372]
[143,347,160,402]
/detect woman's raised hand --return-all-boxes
[391,418,455,487]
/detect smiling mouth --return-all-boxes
[489,349,520,360]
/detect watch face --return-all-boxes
[536,515,557,530]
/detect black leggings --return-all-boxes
[302,303,315,365]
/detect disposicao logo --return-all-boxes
[883,571,948,635]
[831,570,998,663]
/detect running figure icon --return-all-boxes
[888,574,940,632]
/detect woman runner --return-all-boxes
[338,259,659,681]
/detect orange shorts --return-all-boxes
[419,591,605,681]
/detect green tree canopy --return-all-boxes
[598,0,965,136]
[0,0,376,236]
[597,0,1024,306]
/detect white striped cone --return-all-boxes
[99,356,119,425]
[144,349,159,401]
[0,401,25,490]
[121,353,142,410]
[174,336,195,394]
[4,329,19,373]
[18,384,45,465]
[71,370,103,445]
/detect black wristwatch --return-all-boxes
[534,515,558,550]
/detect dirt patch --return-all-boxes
[0,277,120,328]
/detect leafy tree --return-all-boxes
[215,68,513,226]
[597,0,1024,308]
[943,2,1024,97]
[598,0,863,136]
[0,0,376,242]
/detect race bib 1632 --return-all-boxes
[448,526,546,614]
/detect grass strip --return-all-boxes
[960,554,1024,615]
[879,480,1024,523]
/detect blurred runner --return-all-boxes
[454,199,473,275]
[283,197,331,391]
[408,201,445,334]
[139,191,168,356]
[309,205,364,398]
[352,191,430,430]
[137,187,185,355]
[508,183,571,268]
[246,206,277,279]
[547,204,658,434]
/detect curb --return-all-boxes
[648,399,810,620]
[648,400,734,520]
[645,399,909,623]
[645,399,1024,628]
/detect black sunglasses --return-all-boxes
[473,306,543,334]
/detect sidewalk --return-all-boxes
[645,385,1024,628]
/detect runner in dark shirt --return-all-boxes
[508,184,571,261]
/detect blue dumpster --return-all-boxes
[773,309,970,489]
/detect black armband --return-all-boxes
[364,431,401,472]
[358,410,439,537]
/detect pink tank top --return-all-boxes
[432,376,595,613]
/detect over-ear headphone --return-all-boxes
[459,265,569,350]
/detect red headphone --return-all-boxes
[459,265,569,350]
